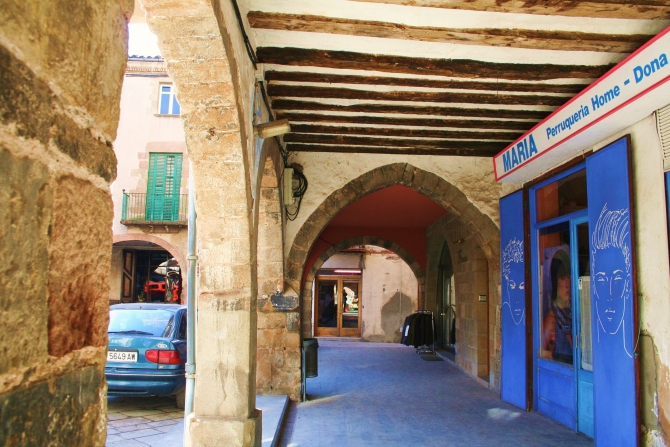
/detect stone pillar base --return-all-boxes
[185,410,262,447]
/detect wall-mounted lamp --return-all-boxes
[254,118,291,139]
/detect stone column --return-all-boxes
[1,0,131,445]
[141,0,261,444]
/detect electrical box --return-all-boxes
[283,168,294,205]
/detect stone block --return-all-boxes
[283,332,301,349]
[48,176,112,356]
[0,150,50,374]
[285,348,301,368]
[256,360,272,389]
[2,0,128,138]
[257,313,286,329]
[0,365,106,446]
[185,410,261,447]
[286,312,300,332]
[258,329,283,349]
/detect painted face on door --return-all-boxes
[593,246,629,335]
[502,238,524,325]
[591,204,631,338]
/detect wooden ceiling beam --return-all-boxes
[286,143,501,156]
[272,99,552,120]
[265,71,588,94]
[256,47,614,81]
[348,0,670,20]
[268,84,569,106]
[249,12,651,53]
[284,133,507,151]
[277,112,535,131]
[290,124,519,141]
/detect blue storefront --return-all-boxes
[495,26,670,447]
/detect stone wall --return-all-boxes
[321,249,419,343]
[287,164,499,347]
[426,213,502,389]
[0,0,131,445]
[256,157,301,401]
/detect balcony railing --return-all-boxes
[121,191,187,225]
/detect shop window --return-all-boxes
[159,84,180,115]
[538,222,573,365]
[536,169,587,222]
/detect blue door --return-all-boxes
[586,138,638,447]
[500,191,527,410]
[530,165,593,433]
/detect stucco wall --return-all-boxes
[360,250,419,342]
[284,152,519,261]
[1,0,131,444]
[109,72,190,302]
[319,249,419,342]
[111,73,188,236]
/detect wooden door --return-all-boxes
[315,276,361,337]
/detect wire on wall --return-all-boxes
[286,166,308,221]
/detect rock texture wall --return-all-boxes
[256,157,301,401]
[0,0,131,445]
[426,213,501,389]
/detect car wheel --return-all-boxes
[175,389,186,409]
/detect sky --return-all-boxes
[128,23,161,57]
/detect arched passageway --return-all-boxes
[288,164,500,386]
[304,239,424,342]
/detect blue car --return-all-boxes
[106,303,187,408]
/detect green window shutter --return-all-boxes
[146,153,182,221]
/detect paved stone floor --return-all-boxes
[278,341,593,447]
[106,396,183,446]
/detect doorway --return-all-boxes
[531,167,593,436]
[437,242,456,351]
[315,276,362,337]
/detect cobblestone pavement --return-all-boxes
[278,341,593,447]
[106,396,183,446]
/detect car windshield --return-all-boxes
[109,309,175,337]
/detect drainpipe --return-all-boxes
[184,174,197,417]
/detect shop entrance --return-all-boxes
[315,275,361,337]
[531,167,593,437]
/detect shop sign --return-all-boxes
[494,26,670,183]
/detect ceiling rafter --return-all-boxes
[256,47,615,80]
[249,12,653,53]
[348,0,670,20]
[275,112,536,131]
[265,71,590,94]
[272,99,553,120]
[267,84,570,106]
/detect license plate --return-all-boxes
[107,351,138,362]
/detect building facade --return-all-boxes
[1,0,669,446]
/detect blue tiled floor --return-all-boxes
[278,341,593,447]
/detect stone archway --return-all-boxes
[113,234,187,273]
[301,236,426,339]
[286,163,499,294]
[302,235,425,306]
[286,163,501,385]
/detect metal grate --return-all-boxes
[656,104,670,171]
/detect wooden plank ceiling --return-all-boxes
[240,0,669,157]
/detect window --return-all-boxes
[177,312,187,340]
[146,153,183,221]
[159,84,180,115]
